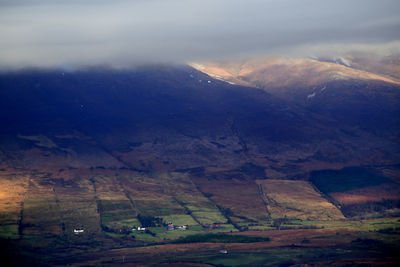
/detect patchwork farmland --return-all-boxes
[0,165,399,266]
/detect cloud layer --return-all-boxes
[0,0,399,68]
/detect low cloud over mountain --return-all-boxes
[0,0,399,69]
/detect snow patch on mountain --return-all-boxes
[307,92,316,99]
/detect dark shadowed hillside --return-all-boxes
[1,65,398,173]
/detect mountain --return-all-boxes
[0,64,399,266]
[191,57,400,136]
[1,65,398,174]
[0,66,325,170]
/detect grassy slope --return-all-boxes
[257,179,344,220]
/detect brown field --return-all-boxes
[0,171,29,225]
[257,179,344,220]
[331,183,400,205]
[194,177,269,222]
[230,228,357,241]
[22,176,63,235]
[54,177,103,236]
[0,170,30,238]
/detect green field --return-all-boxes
[161,214,198,225]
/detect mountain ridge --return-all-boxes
[190,57,400,90]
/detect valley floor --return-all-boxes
[3,221,399,266]
[0,165,399,266]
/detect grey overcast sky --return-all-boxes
[0,0,399,68]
